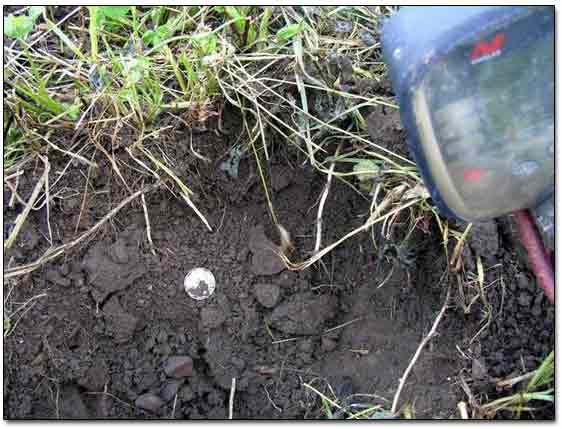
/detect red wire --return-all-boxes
[512,209,554,304]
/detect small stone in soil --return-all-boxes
[253,283,280,308]
[164,356,194,378]
[160,380,183,403]
[77,361,109,392]
[248,225,286,276]
[102,296,139,343]
[135,393,165,413]
[270,292,337,335]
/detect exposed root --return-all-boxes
[141,192,156,256]
[228,377,236,419]
[314,143,341,254]
[4,156,50,251]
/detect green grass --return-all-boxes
[479,351,554,418]
[5,5,437,260]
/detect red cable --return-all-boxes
[512,209,554,303]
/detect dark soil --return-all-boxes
[3,104,554,419]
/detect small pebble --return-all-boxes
[135,393,164,413]
[160,380,183,403]
[253,283,280,308]
[164,356,194,378]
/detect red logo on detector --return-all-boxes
[463,167,484,182]
[470,33,505,61]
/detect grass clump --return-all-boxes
[5,5,430,274]
[479,351,554,418]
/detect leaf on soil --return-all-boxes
[4,15,34,39]
[276,21,305,41]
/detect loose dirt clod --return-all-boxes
[83,231,146,303]
[270,293,337,335]
[253,283,280,308]
[77,361,109,392]
[102,296,140,343]
[249,225,286,276]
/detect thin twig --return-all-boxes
[229,378,236,420]
[4,158,50,250]
[189,131,211,163]
[391,282,451,414]
[85,391,135,409]
[41,156,53,246]
[314,143,341,254]
[171,393,178,419]
[5,176,26,206]
[263,385,282,413]
[141,193,156,255]
[324,317,363,334]
[36,134,98,168]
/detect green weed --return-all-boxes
[480,351,554,418]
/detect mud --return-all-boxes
[3,104,554,420]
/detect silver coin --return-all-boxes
[184,268,216,300]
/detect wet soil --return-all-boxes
[3,105,554,419]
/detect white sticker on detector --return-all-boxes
[184,268,216,300]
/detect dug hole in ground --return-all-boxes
[4,105,554,419]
